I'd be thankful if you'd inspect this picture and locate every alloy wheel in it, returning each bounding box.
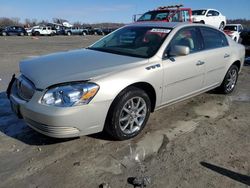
[225,68,237,93]
[119,97,147,134]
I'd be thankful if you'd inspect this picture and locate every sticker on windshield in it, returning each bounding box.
[150,28,171,33]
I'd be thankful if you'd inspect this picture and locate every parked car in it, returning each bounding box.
[64,27,89,36]
[223,24,243,42]
[55,26,67,35]
[25,26,40,36]
[87,28,104,35]
[7,22,245,140]
[135,4,192,22]
[0,26,27,36]
[102,28,118,35]
[192,9,226,29]
[32,26,56,36]
[241,29,250,56]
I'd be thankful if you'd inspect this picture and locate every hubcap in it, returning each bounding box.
[226,69,237,92]
[119,97,147,134]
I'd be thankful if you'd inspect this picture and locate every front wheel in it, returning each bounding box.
[105,87,151,140]
[2,32,7,36]
[218,65,239,94]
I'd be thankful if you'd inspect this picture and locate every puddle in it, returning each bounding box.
[194,98,230,119]
[230,93,250,102]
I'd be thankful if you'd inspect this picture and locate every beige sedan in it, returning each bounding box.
[8,22,245,140]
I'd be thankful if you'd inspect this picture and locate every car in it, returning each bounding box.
[32,26,56,36]
[25,26,40,36]
[135,4,192,22]
[87,28,105,35]
[0,26,27,36]
[102,28,118,35]
[7,22,245,140]
[192,9,226,29]
[64,27,89,36]
[241,29,250,56]
[223,24,243,42]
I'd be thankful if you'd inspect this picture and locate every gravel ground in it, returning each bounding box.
[0,36,249,188]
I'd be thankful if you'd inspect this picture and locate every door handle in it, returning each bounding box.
[224,54,230,58]
[196,61,205,66]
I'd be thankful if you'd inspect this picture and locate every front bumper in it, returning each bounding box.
[8,78,111,138]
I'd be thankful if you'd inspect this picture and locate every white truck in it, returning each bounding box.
[192,9,226,29]
[32,26,56,36]
[223,24,243,43]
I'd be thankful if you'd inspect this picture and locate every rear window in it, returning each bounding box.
[200,27,228,49]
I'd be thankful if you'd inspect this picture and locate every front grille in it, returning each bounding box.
[16,76,35,101]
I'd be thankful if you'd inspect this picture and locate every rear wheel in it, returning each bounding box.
[67,32,71,36]
[2,32,7,36]
[218,65,239,94]
[20,32,24,36]
[105,87,151,140]
[82,31,87,36]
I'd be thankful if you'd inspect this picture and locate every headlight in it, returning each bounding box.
[41,82,99,107]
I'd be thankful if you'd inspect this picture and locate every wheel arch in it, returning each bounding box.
[106,81,157,117]
[232,60,241,70]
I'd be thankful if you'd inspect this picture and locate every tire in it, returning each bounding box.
[67,32,71,36]
[20,32,24,36]
[82,31,86,36]
[219,22,225,30]
[34,31,40,36]
[2,32,7,36]
[218,65,239,94]
[104,87,151,140]
[200,20,205,24]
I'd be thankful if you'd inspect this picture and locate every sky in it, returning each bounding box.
[0,0,249,23]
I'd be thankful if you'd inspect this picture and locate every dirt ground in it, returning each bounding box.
[0,36,249,188]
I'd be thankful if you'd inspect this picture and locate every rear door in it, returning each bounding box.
[162,27,205,103]
[199,27,230,88]
[206,10,216,26]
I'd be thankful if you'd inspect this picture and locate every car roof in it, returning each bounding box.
[128,21,190,29]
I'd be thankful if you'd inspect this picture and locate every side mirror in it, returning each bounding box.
[169,45,190,56]
[207,13,212,17]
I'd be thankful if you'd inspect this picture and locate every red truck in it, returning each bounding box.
[134,5,192,23]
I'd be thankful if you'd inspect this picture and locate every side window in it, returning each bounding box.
[167,27,203,54]
[42,27,46,30]
[207,10,213,16]
[213,11,219,16]
[200,27,228,49]
[181,10,190,22]
[155,13,168,21]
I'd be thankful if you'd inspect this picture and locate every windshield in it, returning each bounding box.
[138,11,171,21]
[224,26,237,31]
[89,26,171,58]
[192,10,207,15]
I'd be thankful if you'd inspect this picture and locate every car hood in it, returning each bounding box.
[20,49,147,89]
